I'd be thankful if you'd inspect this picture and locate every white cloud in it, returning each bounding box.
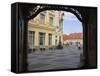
[63,12,78,21]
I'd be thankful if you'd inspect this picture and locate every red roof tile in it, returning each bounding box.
[63,33,83,40]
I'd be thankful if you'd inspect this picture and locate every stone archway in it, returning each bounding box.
[17,3,97,72]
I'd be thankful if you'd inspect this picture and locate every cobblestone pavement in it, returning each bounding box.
[27,45,83,71]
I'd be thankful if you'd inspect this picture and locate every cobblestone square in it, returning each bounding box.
[28,45,83,71]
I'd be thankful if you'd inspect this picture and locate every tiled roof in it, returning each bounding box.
[63,33,83,40]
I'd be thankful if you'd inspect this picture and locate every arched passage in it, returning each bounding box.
[18,3,85,72]
[12,3,97,72]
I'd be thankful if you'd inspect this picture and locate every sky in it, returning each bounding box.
[62,12,83,35]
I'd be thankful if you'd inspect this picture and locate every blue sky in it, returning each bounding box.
[62,12,83,34]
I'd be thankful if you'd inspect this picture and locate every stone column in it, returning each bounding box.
[34,31,39,46]
[52,34,55,46]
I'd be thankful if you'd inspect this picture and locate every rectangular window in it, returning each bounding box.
[39,32,45,45]
[55,39,57,45]
[55,35,57,45]
[28,31,35,48]
[48,34,52,45]
[40,13,45,24]
[49,17,53,26]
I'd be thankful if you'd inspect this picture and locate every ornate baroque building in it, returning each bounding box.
[28,10,64,52]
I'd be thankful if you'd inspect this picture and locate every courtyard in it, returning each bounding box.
[27,45,84,71]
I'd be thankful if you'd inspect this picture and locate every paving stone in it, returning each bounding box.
[27,45,84,71]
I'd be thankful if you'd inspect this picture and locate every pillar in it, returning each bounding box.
[34,31,39,46]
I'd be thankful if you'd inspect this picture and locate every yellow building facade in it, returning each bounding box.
[28,10,63,51]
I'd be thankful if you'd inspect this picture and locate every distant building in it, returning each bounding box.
[28,10,64,52]
[63,33,83,46]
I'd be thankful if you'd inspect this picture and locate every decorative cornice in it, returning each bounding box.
[28,22,56,31]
